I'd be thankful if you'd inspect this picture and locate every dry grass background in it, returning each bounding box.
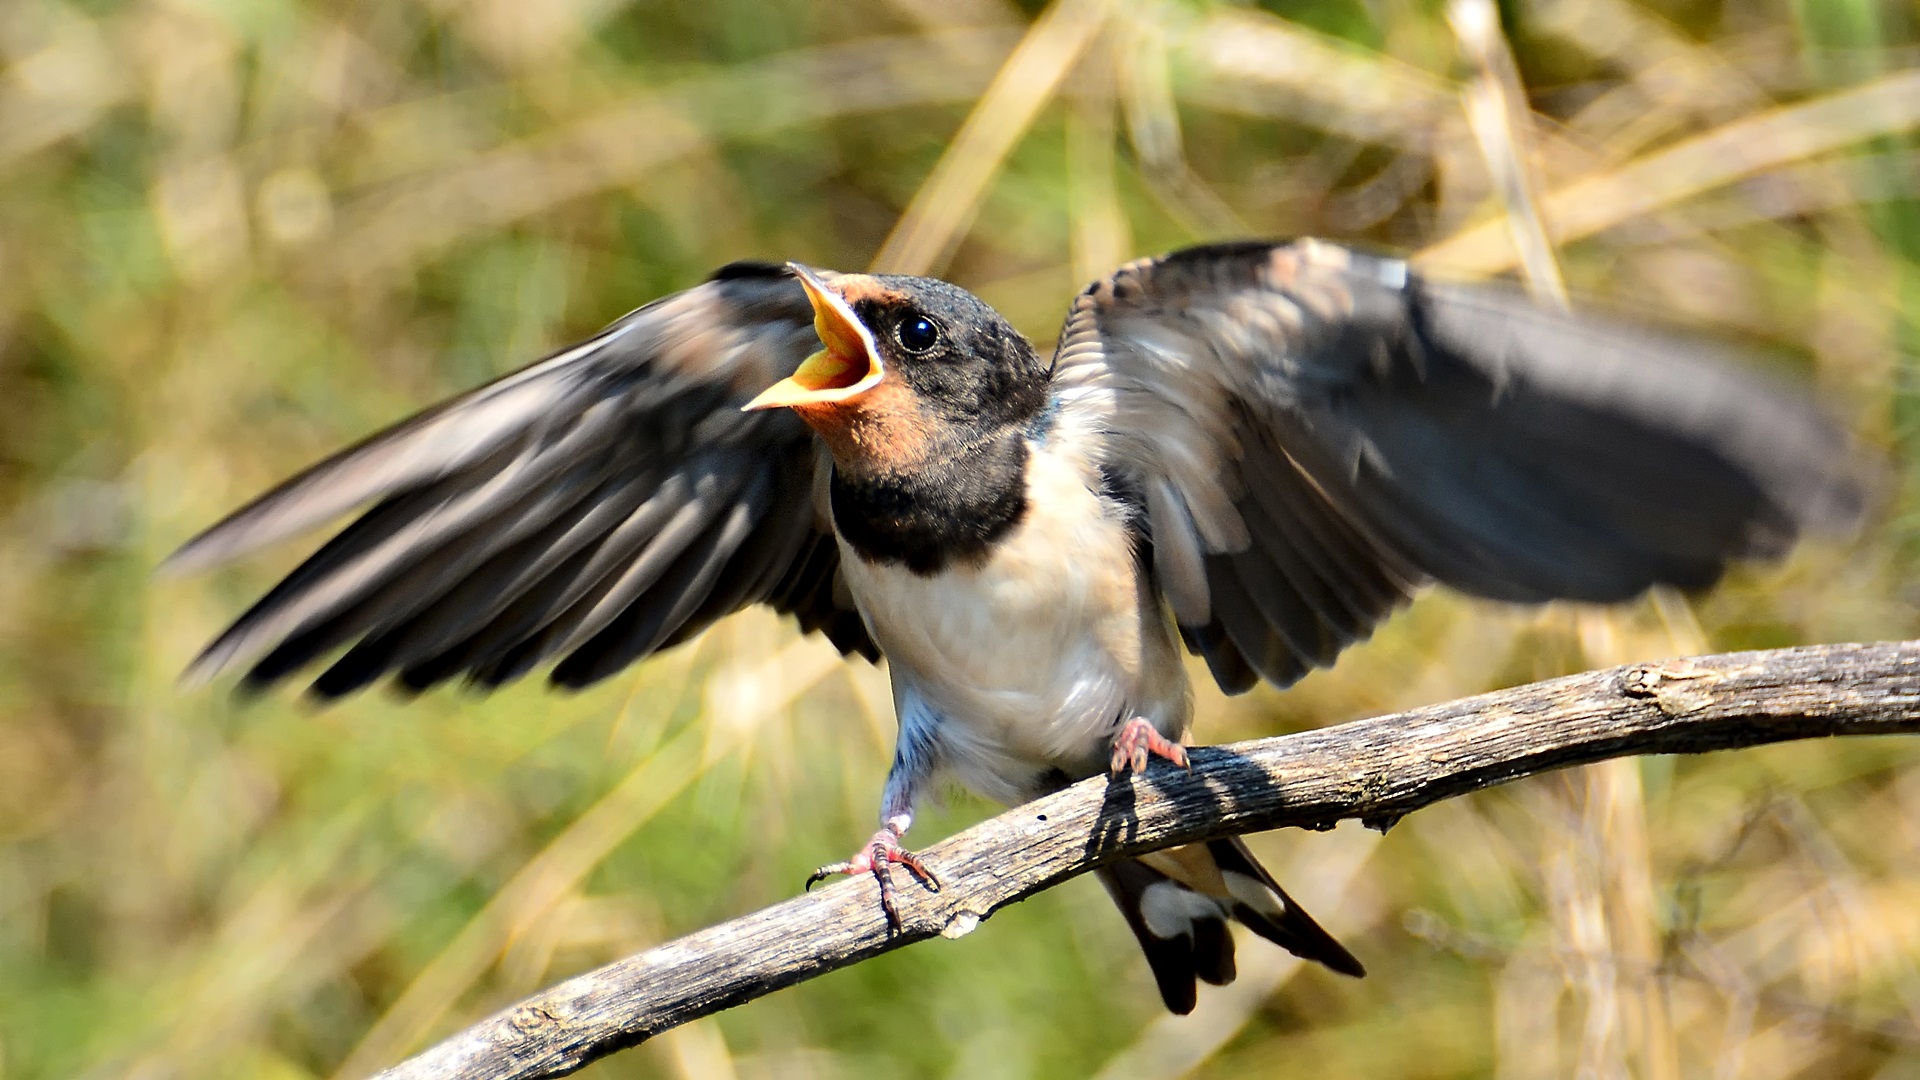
[2,0,1919,1076]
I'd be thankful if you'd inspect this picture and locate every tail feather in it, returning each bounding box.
[1206,837,1365,978]
[1097,859,1234,1014]
[1098,837,1362,1014]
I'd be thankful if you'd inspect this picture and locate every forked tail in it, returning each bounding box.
[1096,836,1363,1014]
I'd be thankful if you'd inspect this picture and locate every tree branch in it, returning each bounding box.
[373,640,1920,1080]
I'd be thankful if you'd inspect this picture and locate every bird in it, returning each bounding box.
[165,238,1871,1015]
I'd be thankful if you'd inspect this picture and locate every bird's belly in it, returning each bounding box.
[837,453,1187,803]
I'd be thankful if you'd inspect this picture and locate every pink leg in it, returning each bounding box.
[805,825,940,930]
[1110,716,1190,775]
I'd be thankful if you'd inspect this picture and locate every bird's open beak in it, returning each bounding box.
[742,265,886,411]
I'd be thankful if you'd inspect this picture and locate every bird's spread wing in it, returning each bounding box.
[1053,239,1872,693]
[168,262,878,698]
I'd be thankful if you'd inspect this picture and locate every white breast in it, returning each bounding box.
[836,438,1190,805]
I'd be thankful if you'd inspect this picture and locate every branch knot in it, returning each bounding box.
[1618,660,1720,715]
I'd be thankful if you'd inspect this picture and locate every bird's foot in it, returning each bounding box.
[805,828,940,930]
[1109,716,1190,775]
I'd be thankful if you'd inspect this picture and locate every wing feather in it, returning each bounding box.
[1059,239,1873,693]
[173,264,878,698]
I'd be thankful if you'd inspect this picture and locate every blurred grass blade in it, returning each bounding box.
[1114,11,1245,240]
[1172,6,1455,150]
[334,638,843,1078]
[319,29,1022,284]
[1448,0,1567,308]
[1536,0,1770,155]
[1418,68,1920,275]
[1065,38,1128,288]
[0,15,132,172]
[869,0,1110,276]
[1790,0,1920,564]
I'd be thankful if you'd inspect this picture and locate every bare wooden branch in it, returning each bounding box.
[373,640,1920,1080]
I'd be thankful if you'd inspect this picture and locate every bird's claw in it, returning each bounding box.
[805,828,940,931]
[1109,716,1190,775]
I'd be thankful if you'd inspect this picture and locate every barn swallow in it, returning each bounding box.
[167,239,1870,1014]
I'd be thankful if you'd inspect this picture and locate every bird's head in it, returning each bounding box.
[744,266,1047,474]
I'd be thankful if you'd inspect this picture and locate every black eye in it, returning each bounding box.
[896,315,940,354]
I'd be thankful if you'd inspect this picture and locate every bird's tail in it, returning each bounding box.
[1096,837,1364,1014]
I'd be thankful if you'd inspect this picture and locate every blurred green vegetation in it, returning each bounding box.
[3,0,1919,1077]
